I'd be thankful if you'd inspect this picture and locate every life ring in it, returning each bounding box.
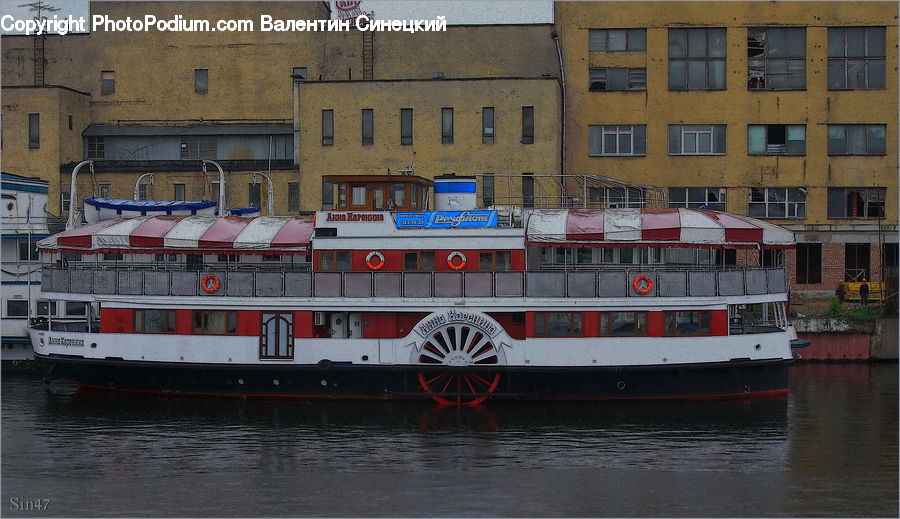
[447,251,467,271]
[365,251,385,271]
[201,274,221,294]
[632,274,653,295]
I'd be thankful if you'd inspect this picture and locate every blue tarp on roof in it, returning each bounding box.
[85,197,217,212]
[228,206,261,216]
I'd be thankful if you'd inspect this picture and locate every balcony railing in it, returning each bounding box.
[42,267,787,299]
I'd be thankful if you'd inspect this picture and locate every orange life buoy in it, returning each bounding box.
[447,251,467,270]
[201,274,221,294]
[632,274,653,295]
[365,251,385,271]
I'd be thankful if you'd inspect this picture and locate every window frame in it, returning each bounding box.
[6,300,29,318]
[588,125,647,157]
[534,312,584,337]
[589,28,647,52]
[668,125,727,155]
[668,28,727,91]
[795,242,822,284]
[748,187,807,219]
[747,27,807,91]
[322,109,334,146]
[318,251,352,271]
[589,67,647,91]
[191,310,237,335]
[134,309,177,334]
[667,187,726,211]
[663,311,712,336]
[827,26,886,90]
[827,124,886,156]
[86,136,105,159]
[827,187,886,219]
[599,311,648,336]
[748,124,806,155]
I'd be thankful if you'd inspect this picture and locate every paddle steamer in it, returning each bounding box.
[29,176,801,404]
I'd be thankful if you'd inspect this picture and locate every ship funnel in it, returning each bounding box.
[434,174,477,211]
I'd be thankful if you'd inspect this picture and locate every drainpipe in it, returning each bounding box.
[65,160,93,230]
[202,160,226,216]
[552,31,566,205]
[133,173,154,200]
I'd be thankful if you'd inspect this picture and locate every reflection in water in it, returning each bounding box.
[1,365,896,517]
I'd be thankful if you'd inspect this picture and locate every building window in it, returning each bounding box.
[482,173,495,207]
[747,27,806,90]
[60,192,70,213]
[883,243,899,268]
[668,187,726,211]
[28,114,39,149]
[600,312,647,336]
[668,28,727,90]
[98,184,110,198]
[17,241,38,261]
[522,173,534,208]
[668,125,726,155]
[827,124,886,155]
[845,243,871,281]
[478,251,511,271]
[664,311,711,336]
[292,67,308,83]
[173,183,185,200]
[535,312,583,337]
[589,186,646,208]
[180,135,217,159]
[86,136,105,159]
[322,109,334,146]
[589,125,647,156]
[68,115,73,130]
[319,251,351,271]
[748,125,805,155]
[482,107,494,144]
[749,187,807,218]
[249,182,261,207]
[441,107,453,144]
[521,106,534,144]
[828,27,885,90]
[589,28,646,52]
[101,70,115,94]
[404,251,435,271]
[137,184,149,201]
[361,108,374,145]
[6,300,28,317]
[192,310,237,335]
[288,182,300,212]
[589,68,647,91]
[134,309,176,333]
[796,243,822,284]
[400,108,413,145]
[194,69,208,92]
[827,187,885,219]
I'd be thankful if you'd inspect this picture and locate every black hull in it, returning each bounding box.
[37,354,792,403]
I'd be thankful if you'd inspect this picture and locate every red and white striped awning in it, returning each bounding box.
[38,216,314,255]
[526,209,794,249]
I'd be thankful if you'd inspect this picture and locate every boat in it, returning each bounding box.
[28,176,801,404]
[83,197,218,224]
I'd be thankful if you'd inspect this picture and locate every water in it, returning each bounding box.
[2,364,897,517]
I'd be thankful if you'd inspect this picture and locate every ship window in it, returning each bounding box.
[479,251,512,271]
[37,301,57,316]
[192,310,237,335]
[373,186,385,209]
[351,185,367,206]
[18,241,39,261]
[404,251,434,271]
[134,309,176,333]
[217,254,240,264]
[391,184,407,208]
[6,300,28,317]
[260,313,294,359]
[534,312,583,337]
[600,312,647,336]
[664,311,711,336]
[319,251,351,271]
[103,252,124,261]
[155,254,178,262]
[65,302,87,316]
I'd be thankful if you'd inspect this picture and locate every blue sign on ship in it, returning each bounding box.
[396,210,498,229]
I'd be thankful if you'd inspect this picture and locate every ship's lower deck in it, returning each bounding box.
[39,354,791,405]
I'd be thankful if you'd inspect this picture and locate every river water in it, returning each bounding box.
[2,363,896,517]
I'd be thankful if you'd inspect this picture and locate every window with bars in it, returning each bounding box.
[589,68,647,91]
[668,125,726,155]
[827,124,886,155]
[748,187,807,218]
[828,27,886,90]
[288,182,300,212]
[827,187,886,219]
[588,125,647,156]
[668,28,726,90]
[668,187,726,211]
[748,125,806,155]
[180,136,216,159]
[588,29,646,52]
[747,27,806,90]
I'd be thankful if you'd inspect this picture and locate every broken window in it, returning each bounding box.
[748,187,806,218]
[828,27,885,90]
[748,27,806,90]
[748,124,805,155]
[827,187,885,218]
[589,68,646,91]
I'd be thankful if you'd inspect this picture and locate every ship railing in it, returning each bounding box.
[29,318,97,333]
[41,267,788,299]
